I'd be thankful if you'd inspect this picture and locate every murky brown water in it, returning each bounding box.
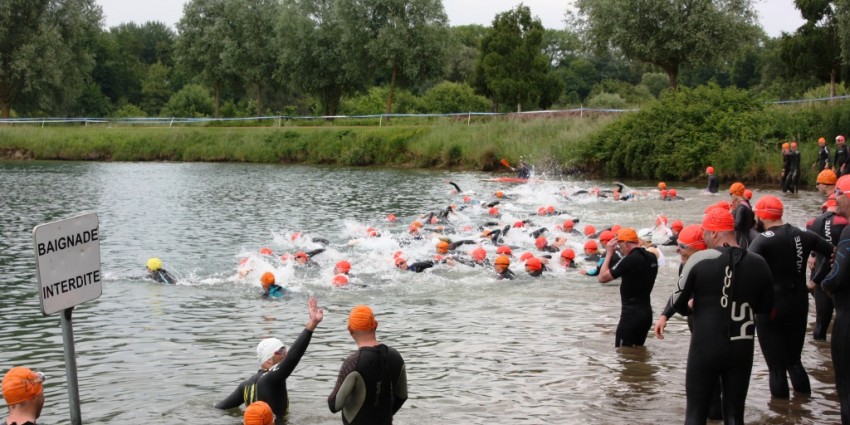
[0,161,838,424]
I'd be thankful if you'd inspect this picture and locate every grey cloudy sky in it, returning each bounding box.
[97,0,805,38]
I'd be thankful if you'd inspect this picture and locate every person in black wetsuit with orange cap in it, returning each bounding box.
[667,207,773,424]
[215,297,323,420]
[598,227,658,347]
[729,182,756,249]
[328,305,407,425]
[807,193,846,340]
[748,195,833,399]
[821,174,850,424]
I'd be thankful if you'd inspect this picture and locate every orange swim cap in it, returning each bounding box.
[703,207,735,232]
[729,182,746,197]
[537,206,547,216]
[259,247,273,256]
[495,191,504,198]
[678,224,707,250]
[670,220,684,232]
[348,305,377,331]
[496,245,512,255]
[669,189,677,197]
[658,182,667,190]
[513,221,525,228]
[782,142,790,150]
[819,137,826,146]
[560,248,576,260]
[2,367,44,406]
[583,240,598,251]
[260,272,275,289]
[818,169,838,185]
[754,195,783,221]
[535,236,548,249]
[332,274,350,287]
[598,230,615,244]
[495,255,511,266]
[525,257,543,271]
[617,227,639,243]
[706,166,714,174]
[335,260,351,274]
[244,401,274,425]
[584,225,596,236]
[471,247,487,262]
[563,220,575,230]
[436,240,450,253]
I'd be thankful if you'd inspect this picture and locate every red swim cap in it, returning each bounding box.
[496,245,512,255]
[560,248,576,260]
[259,247,273,256]
[471,247,486,262]
[535,236,548,249]
[584,225,596,236]
[520,252,534,261]
[332,274,349,287]
[563,220,574,230]
[599,230,615,244]
[584,240,598,251]
[525,257,543,271]
[703,207,735,232]
[514,221,525,228]
[706,166,714,174]
[678,224,707,250]
[669,189,677,197]
[670,220,684,232]
[754,196,783,221]
[488,207,499,216]
[335,260,351,274]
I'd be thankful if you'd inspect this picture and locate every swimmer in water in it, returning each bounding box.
[525,256,546,277]
[260,272,285,299]
[494,255,516,280]
[146,257,176,284]
[705,166,719,193]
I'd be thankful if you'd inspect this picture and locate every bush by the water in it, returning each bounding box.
[578,83,850,185]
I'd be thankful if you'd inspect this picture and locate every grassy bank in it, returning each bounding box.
[2,87,848,187]
[0,116,616,172]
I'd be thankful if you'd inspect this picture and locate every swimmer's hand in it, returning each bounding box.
[306,297,323,331]
[653,316,668,339]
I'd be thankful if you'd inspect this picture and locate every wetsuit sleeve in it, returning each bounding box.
[327,352,361,414]
[394,362,408,413]
[215,380,247,410]
[670,250,718,315]
[586,257,604,276]
[609,251,635,280]
[661,298,675,319]
[265,329,314,382]
[823,227,850,293]
[448,240,475,250]
[449,181,462,193]
[409,261,435,273]
[306,248,326,258]
[807,231,835,284]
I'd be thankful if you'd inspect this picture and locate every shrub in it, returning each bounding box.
[162,84,214,118]
[586,92,627,109]
[421,82,492,113]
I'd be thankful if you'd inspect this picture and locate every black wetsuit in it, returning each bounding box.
[819,145,831,171]
[733,201,756,250]
[822,226,850,425]
[406,261,435,273]
[216,329,314,418]
[497,269,516,280]
[782,151,801,193]
[749,224,834,398]
[328,344,407,425]
[669,247,773,425]
[516,164,531,179]
[836,144,850,176]
[610,247,658,347]
[807,212,847,340]
[585,251,622,277]
[148,269,176,284]
[707,175,719,193]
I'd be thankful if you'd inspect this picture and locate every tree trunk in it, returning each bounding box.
[256,83,263,116]
[665,66,679,91]
[385,62,398,121]
[214,80,221,119]
[516,100,521,113]
[0,101,9,119]
[830,68,837,98]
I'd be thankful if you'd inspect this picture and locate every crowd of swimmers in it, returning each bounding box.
[12,147,850,424]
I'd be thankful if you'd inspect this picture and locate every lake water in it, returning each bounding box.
[0,161,839,424]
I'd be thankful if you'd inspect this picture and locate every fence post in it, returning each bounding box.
[170,117,174,128]
[580,105,583,119]
[467,112,471,126]
[379,115,383,127]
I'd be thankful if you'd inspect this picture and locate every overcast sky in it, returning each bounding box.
[96,0,805,38]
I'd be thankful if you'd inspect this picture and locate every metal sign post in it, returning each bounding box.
[33,212,102,425]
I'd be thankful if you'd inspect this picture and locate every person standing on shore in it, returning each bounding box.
[328,305,408,425]
[817,137,830,171]
[835,135,849,176]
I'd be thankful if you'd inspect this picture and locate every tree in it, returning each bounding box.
[227,0,280,115]
[0,0,103,117]
[140,62,172,115]
[780,0,842,97]
[475,5,553,112]
[176,0,238,118]
[574,0,759,90]
[445,25,488,84]
[337,0,450,115]
[278,0,360,116]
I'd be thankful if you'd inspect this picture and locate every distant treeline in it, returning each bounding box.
[1,0,848,122]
